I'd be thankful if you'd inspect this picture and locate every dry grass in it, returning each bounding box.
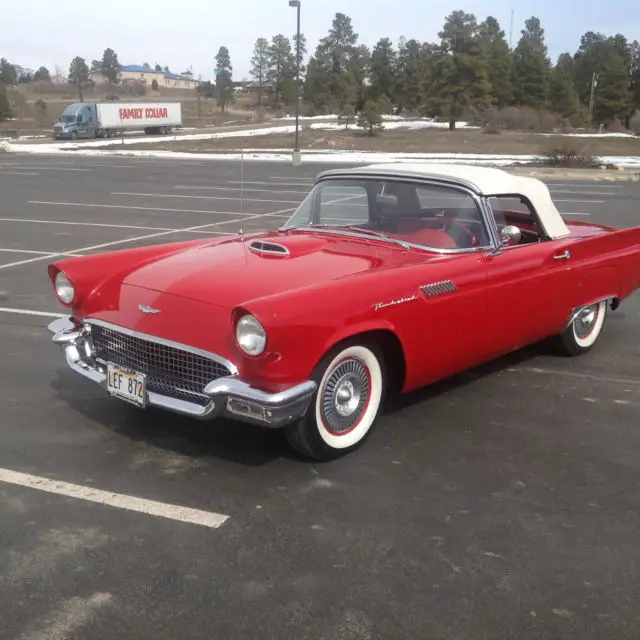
[99,126,640,158]
[0,81,269,135]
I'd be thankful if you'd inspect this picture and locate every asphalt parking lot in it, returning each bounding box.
[1,153,639,640]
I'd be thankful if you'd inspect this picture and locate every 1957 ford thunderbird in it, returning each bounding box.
[47,163,640,460]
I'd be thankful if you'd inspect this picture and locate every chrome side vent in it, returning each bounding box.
[248,240,290,256]
[421,280,458,298]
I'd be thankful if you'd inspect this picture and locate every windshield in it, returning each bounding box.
[281,177,492,251]
[60,114,76,123]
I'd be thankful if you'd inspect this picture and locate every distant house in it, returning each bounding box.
[90,65,200,89]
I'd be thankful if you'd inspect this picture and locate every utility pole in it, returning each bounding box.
[289,0,302,166]
[588,72,598,131]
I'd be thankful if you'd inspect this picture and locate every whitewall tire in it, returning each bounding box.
[285,341,386,461]
[552,300,608,356]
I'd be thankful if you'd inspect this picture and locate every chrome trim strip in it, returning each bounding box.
[48,316,316,428]
[204,377,317,407]
[84,317,239,376]
[282,227,492,255]
[248,239,290,256]
[421,280,458,298]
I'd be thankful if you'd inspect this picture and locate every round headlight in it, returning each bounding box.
[55,271,75,304]
[235,314,267,356]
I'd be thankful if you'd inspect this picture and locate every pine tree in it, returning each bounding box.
[303,13,361,113]
[549,53,582,124]
[512,17,552,110]
[268,35,297,107]
[477,17,513,108]
[427,11,492,129]
[249,38,272,105]
[368,37,396,103]
[574,33,633,126]
[214,47,234,112]
[394,38,425,113]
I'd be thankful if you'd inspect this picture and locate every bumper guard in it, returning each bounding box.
[48,317,316,429]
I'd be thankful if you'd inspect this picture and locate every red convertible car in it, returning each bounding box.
[47,163,640,460]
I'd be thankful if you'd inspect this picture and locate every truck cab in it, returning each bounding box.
[52,103,98,140]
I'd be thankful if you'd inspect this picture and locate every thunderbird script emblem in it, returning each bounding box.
[138,305,161,314]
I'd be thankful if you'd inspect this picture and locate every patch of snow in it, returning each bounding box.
[3,140,639,168]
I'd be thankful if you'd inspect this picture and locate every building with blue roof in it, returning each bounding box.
[91,64,200,89]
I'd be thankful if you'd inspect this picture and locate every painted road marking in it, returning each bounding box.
[174,185,310,195]
[0,468,230,529]
[0,206,293,269]
[0,248,85,257]
[28,201,258,217]
[111,191,303,205]
[0,217,233,234]
[0,307,66,318]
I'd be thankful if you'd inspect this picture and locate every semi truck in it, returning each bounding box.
[52,101,182,140]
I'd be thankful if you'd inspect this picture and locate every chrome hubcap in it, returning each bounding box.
[574,304,598,339]
[321,358,369,433]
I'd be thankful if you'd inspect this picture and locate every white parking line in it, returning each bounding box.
[269,176,316,182]
[0,171,39,176]
[174,185,310,195]
[28,201,256,217]
[0,307,66,318]
[5,165,91,172]
[0,468,229,529]
[0,217,233,234]
[547,182,624,188]
[550,190,620,196]
[227,180,313,188]
[0,248,85,257]
[553,199,605,203]
[111,192,303,205]
[0,206,295,269]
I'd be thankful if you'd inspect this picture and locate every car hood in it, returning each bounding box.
[121,231,429,308]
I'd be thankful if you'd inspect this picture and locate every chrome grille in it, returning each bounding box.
[90,323,232,406]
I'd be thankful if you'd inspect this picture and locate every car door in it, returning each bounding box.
[481,197,578,356]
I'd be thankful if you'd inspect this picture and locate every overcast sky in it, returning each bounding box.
[4,0,639,80]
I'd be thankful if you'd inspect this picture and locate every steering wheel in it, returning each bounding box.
[423,217,479,248]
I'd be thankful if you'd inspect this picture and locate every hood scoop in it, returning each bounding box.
[247,239,290,257]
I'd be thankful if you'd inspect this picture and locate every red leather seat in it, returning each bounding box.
[393,219,457,249]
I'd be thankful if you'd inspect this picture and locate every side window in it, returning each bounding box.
[318,184,369,225]
[381,182,490,249]
[488,196,543,244]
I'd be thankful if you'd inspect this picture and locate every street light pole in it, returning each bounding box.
[289,0,301,165]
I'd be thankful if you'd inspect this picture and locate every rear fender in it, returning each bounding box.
[569,226,640,304]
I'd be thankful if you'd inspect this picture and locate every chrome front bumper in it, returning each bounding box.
[48,317,316,428]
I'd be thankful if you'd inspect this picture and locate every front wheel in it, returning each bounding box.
[550,300,608,356]
[284,342,386,461]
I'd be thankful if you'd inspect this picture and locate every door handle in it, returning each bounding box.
[553,250,571,261]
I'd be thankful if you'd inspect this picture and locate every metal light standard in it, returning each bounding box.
[289,0,301,166]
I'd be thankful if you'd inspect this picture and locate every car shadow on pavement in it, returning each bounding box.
[48,375,295,467]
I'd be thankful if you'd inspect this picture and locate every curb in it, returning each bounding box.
[506,167,640,182]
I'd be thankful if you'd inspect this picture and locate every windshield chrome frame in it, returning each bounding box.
[279,174,500,255]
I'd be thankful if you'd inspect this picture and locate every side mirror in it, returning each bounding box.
[500,225,522,246]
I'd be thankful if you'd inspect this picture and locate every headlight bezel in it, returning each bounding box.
[54,270,75,305]
[235,313,267,357]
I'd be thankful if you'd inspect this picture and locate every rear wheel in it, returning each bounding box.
[284,341,386,461]
[550,300,608,356]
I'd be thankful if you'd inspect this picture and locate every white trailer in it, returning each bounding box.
[52,101,183,139]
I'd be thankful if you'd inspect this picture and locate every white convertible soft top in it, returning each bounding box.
[317,163,570,240]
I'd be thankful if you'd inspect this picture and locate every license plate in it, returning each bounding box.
[107,363,146,407]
